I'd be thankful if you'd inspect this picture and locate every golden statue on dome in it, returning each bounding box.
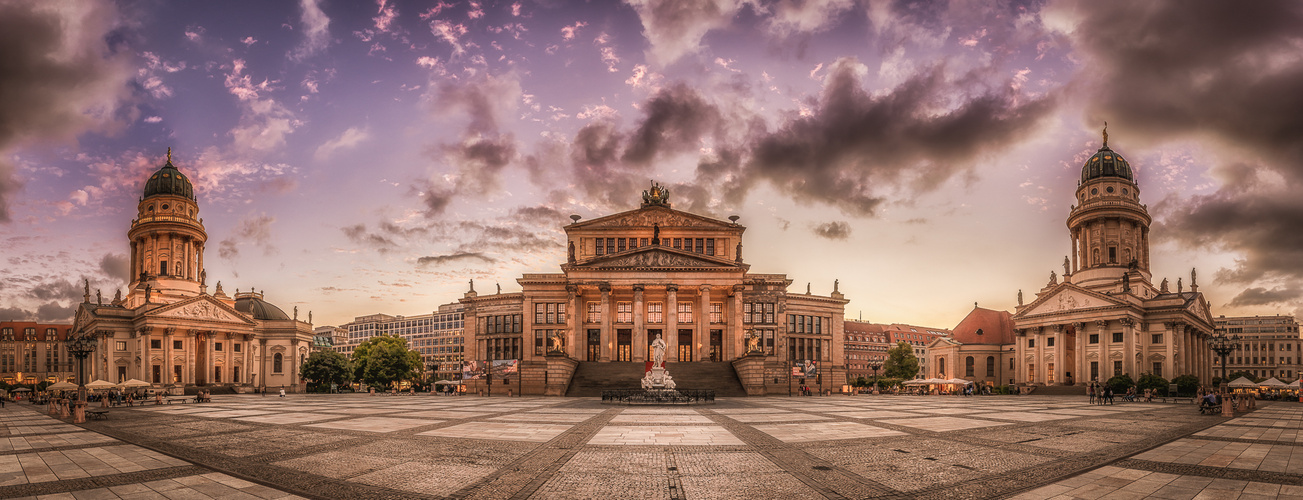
[641,181,670,207]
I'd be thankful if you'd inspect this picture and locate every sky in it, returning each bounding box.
[2,0,1302,331]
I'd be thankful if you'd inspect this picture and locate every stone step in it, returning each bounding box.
[565,361,748,397]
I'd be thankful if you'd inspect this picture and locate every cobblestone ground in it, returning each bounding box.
[0,404,303,499]
[10,394,1300,499]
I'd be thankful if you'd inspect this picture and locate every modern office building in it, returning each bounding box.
[1212,315,1301,380]
[339,302,465,382]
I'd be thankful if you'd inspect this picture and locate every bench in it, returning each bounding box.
[87,409,109,420]
[166,398,189,404]
[1200,404,1223,415]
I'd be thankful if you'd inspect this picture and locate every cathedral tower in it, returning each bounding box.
[1066,125,1152,291]
[126,149,208,305]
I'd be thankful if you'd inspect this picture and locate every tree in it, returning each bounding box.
[1136,373,1169,395]
[351,335,423,389]
[1105,374,1135,393]
[300,350,352,389]
[883,341,920,379]
[1172,374,1200,396]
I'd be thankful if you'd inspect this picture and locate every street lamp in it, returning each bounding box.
[869,362,882,393]
[1207,332,1240,389]
[66,333,97,423]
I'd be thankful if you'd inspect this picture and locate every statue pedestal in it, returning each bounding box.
[73,402,86,424]
[641,366,676,390]
[1222,400,1234,417]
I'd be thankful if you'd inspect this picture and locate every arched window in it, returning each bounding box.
[273,353,283,373]
[965,356,975,377]
[937,357,945,376]
[986,356,996,377]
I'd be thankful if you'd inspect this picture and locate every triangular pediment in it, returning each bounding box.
[571,205,735,230]
[1016,284,1125,318]
[1186,295,1214,325]
[575,246,741,270]
[147,295,254,325]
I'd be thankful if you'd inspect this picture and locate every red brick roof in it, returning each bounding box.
[949,307,1014,345]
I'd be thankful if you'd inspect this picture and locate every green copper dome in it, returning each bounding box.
[142,150,196,201]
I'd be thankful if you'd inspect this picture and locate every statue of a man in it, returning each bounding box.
[293,306,298,320]
[496,283,501,294]
[650,333,667,368]
[469,279,475,292]
[735,241,743,262]
[96,289,102,305]
[1017,289,1023,306]
[747,332,760,353]
[549,331,563,351]
[568,241,576,263]
[652,223,660,245]
[1049,271,1058,285]
[1063,256,1070,276]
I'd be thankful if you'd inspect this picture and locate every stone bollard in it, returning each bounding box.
[73,402,86,424]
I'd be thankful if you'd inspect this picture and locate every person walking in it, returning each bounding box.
[1087,383,1096,404]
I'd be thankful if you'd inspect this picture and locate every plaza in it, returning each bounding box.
[2,395,1302,499]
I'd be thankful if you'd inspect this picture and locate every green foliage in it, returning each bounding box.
[883,342,920,380]
[875,377,903,389]
[300,350,353,388]
[1105,374,1135,393]
[351,335,423,389]
[852,376,869,388]
[1172,374,1200,396]
[1136,373,1169,395]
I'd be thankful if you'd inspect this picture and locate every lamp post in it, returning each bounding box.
[869,362,882,394]
[66,333,97,423]
[1207,332,1239,417]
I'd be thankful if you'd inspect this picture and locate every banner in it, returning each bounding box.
[462,361,485,380]
[490,359,518,378]
[791,360,818,378]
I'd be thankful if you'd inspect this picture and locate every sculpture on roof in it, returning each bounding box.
[1049,271,1058,286]
[113,289,122,304]
[96,289,102,306]
[642,181,669,207]
[1017,289,1023,306]
[469,279,475,293]
[1177,277,1183,293]
[568,241,575,263]
[1122,272,1131,293]
[84,278,90,303]
[1160,278,1169,293]
[834,279,839,293]
[1063,256,1070,276]
[735,241,743,262]
[652,223,660,245]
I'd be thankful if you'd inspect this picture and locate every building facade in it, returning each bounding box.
[1212,315,1301,381]
[0,322,75,385]
[1011,130,1216,386]
[72,151,314,393]
[311,326,345,353]
[460,183,848,395]
[926,306,1016,386]
[843,320,890,382]
[339,302,465,382]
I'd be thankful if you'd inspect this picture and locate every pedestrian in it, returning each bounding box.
[1087,383,1095,404]
[279,386,285,398]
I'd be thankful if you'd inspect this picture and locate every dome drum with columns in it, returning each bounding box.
[73,150,313,394]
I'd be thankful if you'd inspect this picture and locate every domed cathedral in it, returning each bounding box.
[1011,126,1216,388]
[460,182,848,396]
[73,150,314,394]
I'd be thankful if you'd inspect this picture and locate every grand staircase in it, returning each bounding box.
[565,361,748,397]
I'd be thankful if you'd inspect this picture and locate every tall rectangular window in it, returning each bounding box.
[647,302,663,323]
[743,303,754,323]
[710,303,723,323]
[705,238,714,256]
[677,302,693,323]
[673,238,682,249]
[1113,360,1123,374]
[606,238,615,255]
[616,302,632,323]
[1151,334,1163,344]
[694,238,704,253]
[617,238,626,252]
[1112,332,1123,343]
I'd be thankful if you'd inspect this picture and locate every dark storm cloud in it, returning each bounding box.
[421,73,523,216]
[30,279,80,302]
[744,59,1056,216]
[1065,1,1303,302]
[99,253,130,283]
[0,307,27,321]
[36,302,75,322]
[1228,286,1303,308]
[811,221,851,240]
[416,252,496,267]
[510,206,567,225]
[0,1,132,222]
[622,84,721,165]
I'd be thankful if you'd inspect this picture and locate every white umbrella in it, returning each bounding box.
[433,380,461,385]
[944,378,973,385]
[119,379,152,388]
[48,381,78,390]
[1259,377,1286,388]
[902,379,929,386]
[84,380,116,390]
[1288,380,1300,389]
[11,387,31,392]
[1226,377,1257,388]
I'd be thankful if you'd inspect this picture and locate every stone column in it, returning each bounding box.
[1121,318,1135,378]
[1096,320,1109,379]
[566,285,579,359]
[140,328,150,383]
[698,285,711,362]
[599,283,612,362]
[632,285,646,362]
[290,340,300,390]
[1034,328,1044,383]
[666,285,679,362]
[1014,329,1024,384]
[730,285,744,360]
[259,339,268,390]
[1053,325,1065,384]
[225,333,233,384]
[244,335,253,385]
[197,242,204,281]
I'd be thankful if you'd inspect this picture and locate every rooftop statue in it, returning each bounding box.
[641,181,670,207]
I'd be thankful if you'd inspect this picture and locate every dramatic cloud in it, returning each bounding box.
[419,72,524,215]
[30,279,80,302]
[99,252,130,283]
[417,252,496,266]
[0,0,133,222]
[625,0,743,66]
[623,83,722,165]
[742,58,1056,215]
[762,0,855,36]
[811,220,851,240]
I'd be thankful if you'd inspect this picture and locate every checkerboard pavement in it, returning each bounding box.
[22,392,1303,499]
